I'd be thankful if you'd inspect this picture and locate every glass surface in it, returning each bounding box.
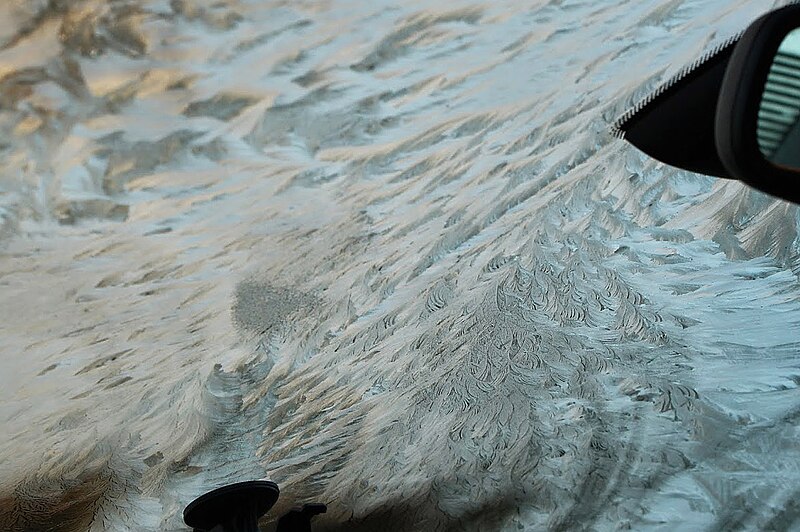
[6,3,800,531]
[758,28,800,166]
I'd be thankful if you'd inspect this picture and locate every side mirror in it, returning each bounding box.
[716,4,800,203]
[614,3,800,204]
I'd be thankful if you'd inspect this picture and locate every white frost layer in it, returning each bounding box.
[1,0,799,530]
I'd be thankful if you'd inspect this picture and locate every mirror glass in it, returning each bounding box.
[758,28,800,167]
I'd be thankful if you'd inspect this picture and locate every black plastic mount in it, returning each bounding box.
[183,480,280,531]
[276,503,328,532]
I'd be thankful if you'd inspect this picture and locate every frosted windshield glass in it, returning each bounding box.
[1,2,798,531]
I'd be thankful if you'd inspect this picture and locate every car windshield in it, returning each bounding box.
[1,1,797,530]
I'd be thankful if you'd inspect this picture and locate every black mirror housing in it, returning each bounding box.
[716,3,800,203]
[614,3,800,204]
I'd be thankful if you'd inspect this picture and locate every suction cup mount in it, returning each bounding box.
[183,481,327,531]
[183,480,280,531]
